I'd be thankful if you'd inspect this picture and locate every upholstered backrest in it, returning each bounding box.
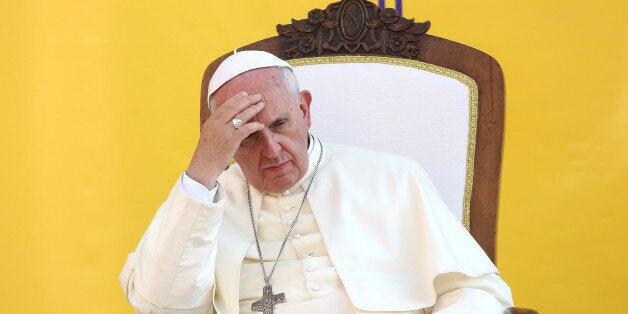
[291,58,477,227]
[200,0,504,261]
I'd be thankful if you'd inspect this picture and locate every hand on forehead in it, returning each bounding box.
[214,67,294,114]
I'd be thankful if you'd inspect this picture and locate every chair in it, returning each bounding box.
[200,1,537,313]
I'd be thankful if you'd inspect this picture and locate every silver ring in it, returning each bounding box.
[232,118,243,129]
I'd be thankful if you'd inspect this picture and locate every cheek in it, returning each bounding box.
[235,150,257,168]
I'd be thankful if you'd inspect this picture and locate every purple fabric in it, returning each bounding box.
[378,0,403,16]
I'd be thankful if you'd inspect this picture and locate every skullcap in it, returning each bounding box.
[207,50,291,98]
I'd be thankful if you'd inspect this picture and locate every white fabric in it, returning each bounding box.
[293,63,471,222]
[275,293,358,314]
[120,138,513,313]
[239,189,346,313]
[207,50,291,97]
[238,137,347,312]
[181,173,218,203]
[276,292,424,314]
[273,286,507,314]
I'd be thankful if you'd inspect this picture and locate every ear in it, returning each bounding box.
[298,90,312,128]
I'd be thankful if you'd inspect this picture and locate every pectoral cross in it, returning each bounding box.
[251,284,286,314]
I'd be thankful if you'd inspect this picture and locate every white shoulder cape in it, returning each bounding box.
[213,143,498,313]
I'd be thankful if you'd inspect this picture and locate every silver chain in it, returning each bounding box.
[246,138,324,285]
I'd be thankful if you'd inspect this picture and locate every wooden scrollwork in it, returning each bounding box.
[276,0,430,59]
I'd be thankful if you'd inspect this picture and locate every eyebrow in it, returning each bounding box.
[268,116,288,128]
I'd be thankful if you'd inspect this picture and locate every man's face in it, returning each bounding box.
[212,67,312,193]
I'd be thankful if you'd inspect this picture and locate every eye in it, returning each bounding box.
[271,118,288,130]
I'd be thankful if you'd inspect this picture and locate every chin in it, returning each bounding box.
[263,176,300,193]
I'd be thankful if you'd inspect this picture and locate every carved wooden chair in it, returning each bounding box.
[200,1,537,313]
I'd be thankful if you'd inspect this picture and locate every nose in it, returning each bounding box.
[259,130,281,158]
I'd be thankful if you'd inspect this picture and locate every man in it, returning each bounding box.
[120,51,514,313]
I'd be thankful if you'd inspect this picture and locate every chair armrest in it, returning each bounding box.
[503,307,539,314]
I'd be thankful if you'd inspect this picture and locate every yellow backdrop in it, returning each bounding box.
[1,0,626,313]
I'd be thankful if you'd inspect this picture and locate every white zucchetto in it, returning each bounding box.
[207,50,291,98]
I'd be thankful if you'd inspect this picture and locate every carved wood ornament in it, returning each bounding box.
[276,0,430,59]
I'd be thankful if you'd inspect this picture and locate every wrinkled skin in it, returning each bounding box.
[186,67,312,193]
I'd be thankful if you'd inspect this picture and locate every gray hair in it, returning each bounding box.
[208,66,299,113]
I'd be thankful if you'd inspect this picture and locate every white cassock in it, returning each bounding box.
[120,135,514,313]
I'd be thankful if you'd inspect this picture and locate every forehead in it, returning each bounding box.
[212,67,289,104]
[213,68,296,124]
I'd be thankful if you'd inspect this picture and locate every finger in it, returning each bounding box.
[214,92,248,113]
[209,92,247,120]
[232,122,264,142]
[233,101,264,124]
[226,94,263,121]
[213,92,261,120]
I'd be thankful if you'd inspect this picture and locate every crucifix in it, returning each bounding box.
[247,147,323,313]
[251,284,286,314]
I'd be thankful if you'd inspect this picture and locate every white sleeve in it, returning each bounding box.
[430,272,514,314]
[119,175,226,313]
[181,172,220,203]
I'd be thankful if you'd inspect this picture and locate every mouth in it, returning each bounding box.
[263,160,290,172]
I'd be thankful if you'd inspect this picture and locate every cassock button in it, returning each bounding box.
[306,266,316,272]
[282,190,290,196]
[283,205,293,212]
[284,220,292,227]
[311,286,321,291]
[293,234,302,239]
